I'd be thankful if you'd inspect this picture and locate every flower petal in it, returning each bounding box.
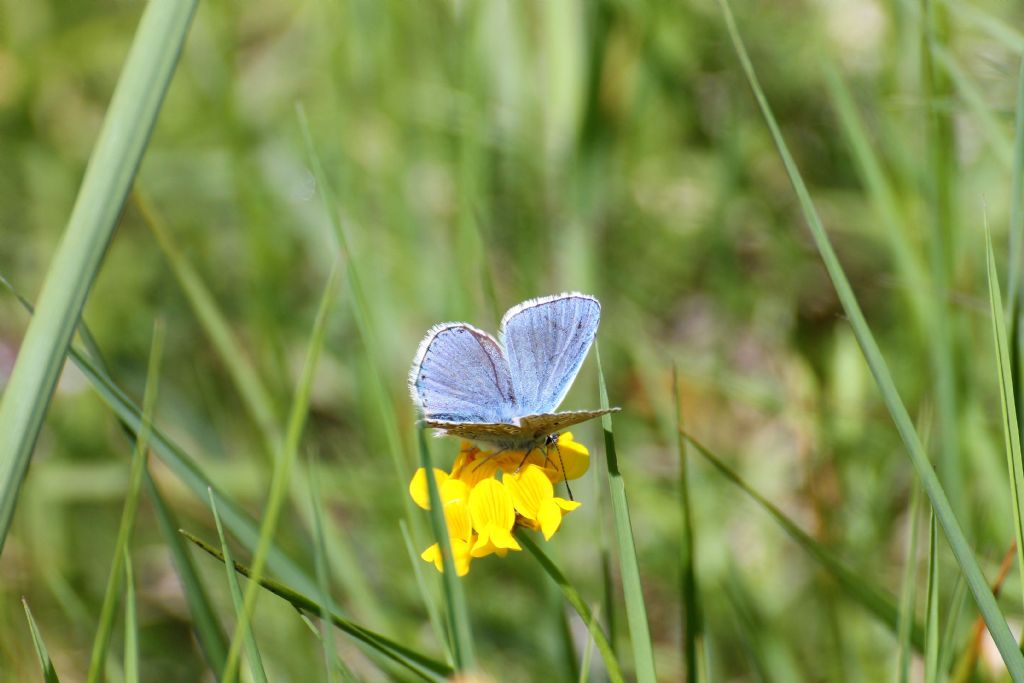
[468,478,516,532]
[409,468,449,510]
[505,464,554,520]
[538,500,564,540]
[552,432,590,481]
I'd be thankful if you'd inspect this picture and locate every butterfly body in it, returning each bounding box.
[409,293,618,450]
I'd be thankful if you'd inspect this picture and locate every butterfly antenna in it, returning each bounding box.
[552,441,573,501]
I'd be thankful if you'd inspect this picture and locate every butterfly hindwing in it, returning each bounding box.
[409,323,517,424]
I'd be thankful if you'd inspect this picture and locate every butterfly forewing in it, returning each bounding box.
[500,294,601,415]
[410,323,517,423]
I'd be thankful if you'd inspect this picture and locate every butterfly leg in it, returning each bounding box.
[471,448,507,473]
[514,447,537,473]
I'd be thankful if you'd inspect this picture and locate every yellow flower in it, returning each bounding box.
[505,464,581,540]
[468,478,521,557]
[409,434,589,575]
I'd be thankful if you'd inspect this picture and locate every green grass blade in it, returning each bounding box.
[181,531,452,682]
[0,271,232,673]
[0,0,197,555]
[578,603,601,683]
[924,512,939,683]
[209,490,268,683]
[415,428,476,672]
[222,263,339,683]
[123,549,139,683]
[1008,58,1024,314]
[399,519,451,665]
[22,599,61,683]
[596,345,657,682]
[137,193,385,628]
[674,367,702,682]
[86,322,164,683]
[896,483,923,683]
[145,472,228,673]
[986,227,1024,607]
[307,456,341,683]
[716,1,1024,673]
[518,532,624,683]
[686,433,923,649]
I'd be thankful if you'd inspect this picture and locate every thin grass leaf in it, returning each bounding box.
[223,263,339,683]
[674,367,702,682]
[716,1,1024,673]
[86,322,164,683]
[295,613,359,682]
[578,603,601,683]
[0,271,231,672]
[209,490,268,683]
[145,472,229,673]
[399,519,451,665]
[1008,58,1024,315]
[136,193,386,629]
[518,532,624,683]
[22,599,60,683]
[950,544,1016,683]
[307,456,341,683]
[896,483,923,683]
[940,0,1024,52]
[924,512,939,683]
[0,0,197,555]
[123,549,139,683]
[686,433,923,649]
[596,345,657,682]
[181,530,452,682]
[986,227,1024,608]
[415,428,476,672]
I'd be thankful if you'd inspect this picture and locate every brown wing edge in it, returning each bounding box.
[518,407,620,437]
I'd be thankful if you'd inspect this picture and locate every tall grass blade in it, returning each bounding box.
[123,549,139,683]
[399,519,451,664]
[949,544,1016,683]
[86,322,164,683]
[137,193,385,628]
[674,367,703,682]
[924,512,939,683]
[985,228,1024,607]
[0,0,197,555]
[209,490,268,683]
[307,456,341,683]
[181,530,453,682]
[716,1,1024,673]
[145,472,229,673]
[578,603,601,683]
[519,532,624,683]
[896,483,923,683]
[222,264,339,683]
[22,599,61,683]
[415,428,476,672]
[686,433,923,649]
[596,345,657,682]
[1008,58,1024,314]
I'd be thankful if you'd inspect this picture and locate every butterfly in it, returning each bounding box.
[409,292,619,451]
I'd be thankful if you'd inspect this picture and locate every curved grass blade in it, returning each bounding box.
[685,433,923,650]
[222,264,339,683]
[123,549,139,683]
[578,603,601,683]
[181,531,452,682]
[0,0,197,554]
[716,1,1024,673]
[415,428,476,672]
[985,228,1024,606]
[137,193,385,628]
[22,599,61,683]
[209,490,268,683]
[518,532,624,683]
[86,323,164,683]
[674,367,703,682]
[307,456,341,683]
[596,345,657,682]
[399,519,451,665]
[924,512,939,683]
[949,544,1016,683]
[896,483,923,683]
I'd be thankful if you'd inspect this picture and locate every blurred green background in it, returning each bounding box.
[4,0,1024,680]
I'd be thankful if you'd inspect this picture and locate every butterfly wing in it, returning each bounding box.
[419,419,526,442]
[518,408,620,438]
[500,293,602,415]
[409,323,517,423]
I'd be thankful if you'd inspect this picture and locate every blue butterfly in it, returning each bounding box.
[409,292,618,450]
